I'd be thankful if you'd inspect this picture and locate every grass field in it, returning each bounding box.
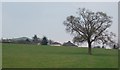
[2,43,118,68]
[0,43,2,69]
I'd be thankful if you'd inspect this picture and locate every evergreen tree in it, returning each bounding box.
[32,35,38,43]
[41,36,48,45]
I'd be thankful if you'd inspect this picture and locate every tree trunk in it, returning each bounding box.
[88,41,92,55]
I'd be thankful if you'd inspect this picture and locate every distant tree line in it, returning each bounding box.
[0,34,119,49]
[1,35,49,45]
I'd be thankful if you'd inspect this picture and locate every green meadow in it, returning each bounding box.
[2,43,118,68]
[0,43,2,69]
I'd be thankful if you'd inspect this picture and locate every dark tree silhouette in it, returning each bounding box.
[26,38,31,43]
[63,8,116,55]
[113,44,119,49]
[32,35,39,43]
[41,36,48,45]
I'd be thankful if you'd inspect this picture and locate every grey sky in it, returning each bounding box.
[2,2,118,43]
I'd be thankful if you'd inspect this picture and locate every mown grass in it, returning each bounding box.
[0,43,2,69]
[2,43,118,68]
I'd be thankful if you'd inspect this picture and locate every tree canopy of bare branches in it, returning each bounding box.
[63,8,116,55]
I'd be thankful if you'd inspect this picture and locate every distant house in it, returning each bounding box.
[50,42,61,46]
[105,47,112,49]
[93,46,101,48]
[37,43,41,45]
[62,41,77,47]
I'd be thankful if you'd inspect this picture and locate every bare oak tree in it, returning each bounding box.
[63,8,116,55]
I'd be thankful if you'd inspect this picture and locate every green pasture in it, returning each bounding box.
[2,43,118,68]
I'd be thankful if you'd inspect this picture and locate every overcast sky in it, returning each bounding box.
[2,2,118,43]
